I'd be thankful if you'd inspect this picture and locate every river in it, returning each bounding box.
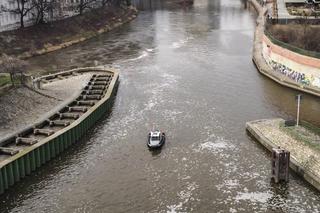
[1,0,320,212]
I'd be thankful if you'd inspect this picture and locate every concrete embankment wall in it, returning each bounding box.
[249,0,320,97]
[262,34,320,87]
[0,67,119,195]
[246,120,320,191]
[248,0,263,14]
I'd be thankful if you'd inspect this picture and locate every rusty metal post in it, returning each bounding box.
[271,148,290,183]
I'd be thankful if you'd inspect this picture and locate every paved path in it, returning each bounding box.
[277,0,297,18]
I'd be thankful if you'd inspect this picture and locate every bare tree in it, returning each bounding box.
[0,54,28,86]
[0,0,34,28]
[31,0,55,24]
[100,0,111,8]
[111,0,119,6]
[76,0,97,15]
[301,10,311,49]
[112,0,130,7]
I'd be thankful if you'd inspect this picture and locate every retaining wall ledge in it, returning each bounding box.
[0,66,119,195]
[246,119,320,191]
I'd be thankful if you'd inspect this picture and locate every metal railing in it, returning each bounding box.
[264,29,320,59]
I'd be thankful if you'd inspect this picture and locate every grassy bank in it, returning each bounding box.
[246,118,320,191]
[280,120,320,151]
[0,5,138,59]
[0,74,25,89]
[0,75,10,87]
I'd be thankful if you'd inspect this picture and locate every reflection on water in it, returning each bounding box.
[1,0,320,212]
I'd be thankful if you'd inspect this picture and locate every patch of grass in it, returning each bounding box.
[301,121,320,136]
[0,74,11,87]
[280,121,320,151]
[0,74,23,87]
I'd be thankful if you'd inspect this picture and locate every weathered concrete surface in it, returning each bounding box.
[0,67,119,195]
[262,34,320,80]
[249,0,320,97]
[0,74,92,139]
[277,0,296,18]
[246,118,320,191]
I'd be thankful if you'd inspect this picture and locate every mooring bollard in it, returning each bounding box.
[83,90,104,95]
[33,79,41,89]
[0,147,19,156]
[88,85,105,90]
[15,137,38,145]
[49,120,70,127]
[89,81,108,86]
[33,128,55,136]
[76,100,95,106]
[81,95,102,100]
[68,106,88,113]
[59,113,80,120]
[271,147,290,183]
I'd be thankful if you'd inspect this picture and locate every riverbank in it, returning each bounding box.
[246,118,320,191]
[0,67,119,195]
[0,6,138,59]
[249,0,320,97]
[248,0,320,191]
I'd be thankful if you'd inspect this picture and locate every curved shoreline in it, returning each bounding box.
[23,7,137,59]
[249,0,320,98]
[1,6,138,60]
[0,67,119,195]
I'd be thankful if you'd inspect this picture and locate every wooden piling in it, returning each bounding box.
[271,148,290,183]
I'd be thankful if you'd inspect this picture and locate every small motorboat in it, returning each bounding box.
[147,130,165,149]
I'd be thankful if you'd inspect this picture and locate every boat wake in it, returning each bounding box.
[128,50,149,61]
[127,48,155,61]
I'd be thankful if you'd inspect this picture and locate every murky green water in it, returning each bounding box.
[1,0,320,212]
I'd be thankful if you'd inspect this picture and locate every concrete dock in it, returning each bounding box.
[0,67,119,195]
[246,118,320,191]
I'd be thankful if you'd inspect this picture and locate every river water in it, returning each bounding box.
[1,0,320,212]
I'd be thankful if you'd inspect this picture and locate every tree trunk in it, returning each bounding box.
[20,14,24,28]
[19,73,24,85]
[39,11,44,24]
[79,0,84,15]
[10,73,15,87]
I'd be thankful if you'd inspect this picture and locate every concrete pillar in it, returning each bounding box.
[271,148,290,183]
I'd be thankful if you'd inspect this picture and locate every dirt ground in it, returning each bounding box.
[0,6,137,57]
